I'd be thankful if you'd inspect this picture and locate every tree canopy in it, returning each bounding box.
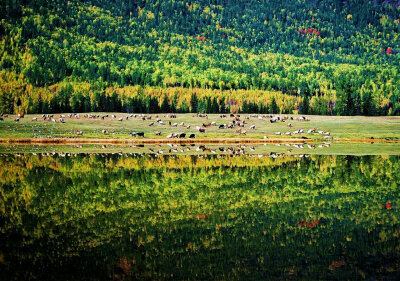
[1,0,400,115]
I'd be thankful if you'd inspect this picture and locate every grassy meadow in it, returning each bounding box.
[0,113,399,141]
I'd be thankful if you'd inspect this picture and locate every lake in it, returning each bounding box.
[0,152,399,280]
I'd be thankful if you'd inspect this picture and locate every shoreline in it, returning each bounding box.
[0,137,397,145]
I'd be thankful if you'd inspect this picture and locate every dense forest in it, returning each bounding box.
[0,0,400,115]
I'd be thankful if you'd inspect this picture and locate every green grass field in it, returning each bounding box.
[0,113,399,140]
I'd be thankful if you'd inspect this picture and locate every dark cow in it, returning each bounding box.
[130,132,145,137]
[179,133,186,138]
[189,134,196,138]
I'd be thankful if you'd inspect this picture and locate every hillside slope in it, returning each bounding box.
[0,0,399,115]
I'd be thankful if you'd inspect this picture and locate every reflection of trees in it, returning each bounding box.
[0,155,399,280]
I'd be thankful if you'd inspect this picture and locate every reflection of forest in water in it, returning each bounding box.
[0,154,399,280]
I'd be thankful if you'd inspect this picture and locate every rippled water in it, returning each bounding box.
[0,154,399,280]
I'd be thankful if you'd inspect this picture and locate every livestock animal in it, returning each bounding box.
[131,132,144,137]
[298,116,309,121]
[237,129,247,135]
[307,128,315,134]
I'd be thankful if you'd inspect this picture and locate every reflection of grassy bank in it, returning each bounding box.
[0,154,399,280]
[0,142,399,155]
[0,114,399,140]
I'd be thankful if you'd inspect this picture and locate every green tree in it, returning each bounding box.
[161,94,170,113]
[270,97,279,114]
[190,93,198,113]
[299,97,309,115]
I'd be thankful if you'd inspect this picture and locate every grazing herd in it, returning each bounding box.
[1,112,336,141]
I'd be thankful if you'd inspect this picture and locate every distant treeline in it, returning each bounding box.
[0,72,396,116]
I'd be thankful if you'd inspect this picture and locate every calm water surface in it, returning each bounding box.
[0,154,399,280]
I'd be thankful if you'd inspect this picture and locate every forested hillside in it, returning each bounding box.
[1,0,400,115]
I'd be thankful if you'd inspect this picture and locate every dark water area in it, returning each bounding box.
[0,154,399,280]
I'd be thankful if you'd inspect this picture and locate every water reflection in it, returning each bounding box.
[1,142,400,156]
[0,154,399,280]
